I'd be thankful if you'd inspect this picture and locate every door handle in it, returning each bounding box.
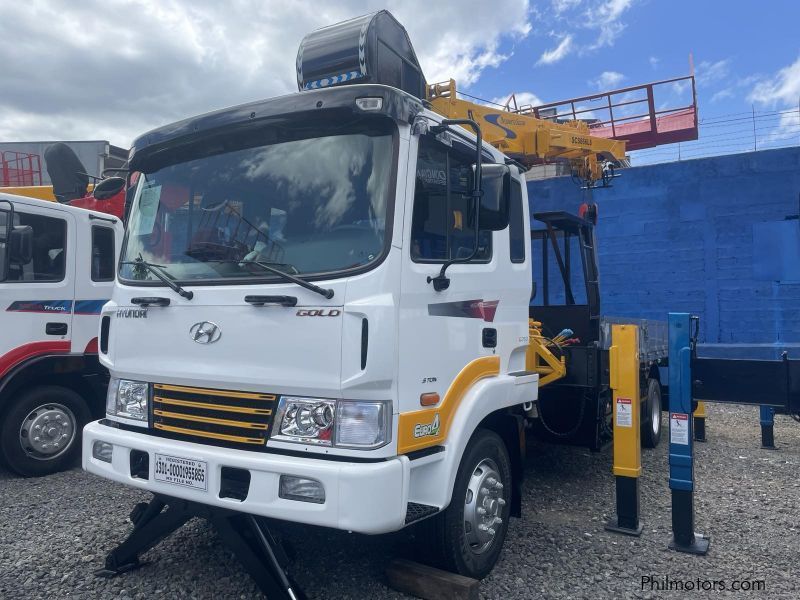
[46,322,69,336]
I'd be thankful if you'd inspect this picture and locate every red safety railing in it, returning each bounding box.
[1,151,43,186]
[521,75,698,152]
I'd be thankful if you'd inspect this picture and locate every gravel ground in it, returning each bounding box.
[1,404,798,599]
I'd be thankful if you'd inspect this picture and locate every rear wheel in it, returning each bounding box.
[0,385,90,477]
[641,378,662,449]
[419,429,512,579]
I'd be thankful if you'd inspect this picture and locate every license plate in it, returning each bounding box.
[153,453,208,491]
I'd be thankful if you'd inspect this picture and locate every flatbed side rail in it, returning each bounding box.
[601,316,668,363]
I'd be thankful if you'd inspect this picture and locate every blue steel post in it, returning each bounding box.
[760,406,776,449]
[667,313,710,554]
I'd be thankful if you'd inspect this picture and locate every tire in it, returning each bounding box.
[0,385,91,477]
[641,378,662,449]
[419,429,512,579]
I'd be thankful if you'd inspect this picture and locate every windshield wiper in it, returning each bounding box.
[237,260,334,299]
[121,254,194,300]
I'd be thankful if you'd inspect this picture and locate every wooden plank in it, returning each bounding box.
[385,559,479,600]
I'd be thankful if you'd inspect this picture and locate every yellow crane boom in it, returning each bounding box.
[427,79,626,185]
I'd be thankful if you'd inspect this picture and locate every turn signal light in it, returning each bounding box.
[420,393,440,407]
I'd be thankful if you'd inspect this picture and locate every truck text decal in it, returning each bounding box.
[6,300,73,313]
[413,413,441,438]
[296,309,341,317]
[6,299,110,315]
[116,308,148,319]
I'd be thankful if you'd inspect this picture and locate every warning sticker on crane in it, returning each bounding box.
[615,397,632,428]
[670,413,690,445]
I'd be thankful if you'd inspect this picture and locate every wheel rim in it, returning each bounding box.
[18,403,76,460]
[651,388,661,436]
[463,458,505,555]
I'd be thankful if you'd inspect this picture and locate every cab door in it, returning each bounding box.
[397,134,501,453]
[0,200,76,375]
[71,217,120,354]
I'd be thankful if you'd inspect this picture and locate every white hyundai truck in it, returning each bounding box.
[81,13,626,595]
[1,192,123,475]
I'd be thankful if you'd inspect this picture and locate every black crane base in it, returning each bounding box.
[693,417,706,442]
[761,425,776,449]
[96,494,305,600]
[604,476,643,536]
[669,533,710,555]
[604,517,644,537]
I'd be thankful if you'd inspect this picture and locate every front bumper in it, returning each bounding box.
[82,420,410,534]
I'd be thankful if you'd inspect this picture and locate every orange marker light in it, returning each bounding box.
[420,393,440,407]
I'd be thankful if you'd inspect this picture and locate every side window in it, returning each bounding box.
[411,136,491,262]
[5,212,67,283]
[91,226,115,282]
[509,180,526,263]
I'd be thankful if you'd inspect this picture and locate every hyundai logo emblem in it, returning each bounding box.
[189,321,222,344]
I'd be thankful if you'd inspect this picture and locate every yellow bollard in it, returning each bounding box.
[693,401,707,442]
[605,324,643,535]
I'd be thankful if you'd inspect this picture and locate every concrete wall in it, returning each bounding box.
[527,147,800,347]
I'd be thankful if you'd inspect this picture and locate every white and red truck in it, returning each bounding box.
[0,191,123,475]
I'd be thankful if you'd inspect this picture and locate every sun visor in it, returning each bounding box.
[297,10,427,100]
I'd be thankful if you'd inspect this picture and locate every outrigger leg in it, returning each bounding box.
[96,495,305,600]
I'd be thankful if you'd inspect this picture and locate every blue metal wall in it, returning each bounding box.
[527,147,800,347]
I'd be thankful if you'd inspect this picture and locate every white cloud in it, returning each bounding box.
[586,0,635,49]
[695,59,731,87]
[758,111,800,146]
[710,88,734,103]
[552,0,582,14]
[749,55,800,107]
[489,91,544,109]
[0,1,532,145]
[594,0,635,23]
[747,56,800,147]
[537,34,574,65]
[649,56,659,70]
[592,71,625,90]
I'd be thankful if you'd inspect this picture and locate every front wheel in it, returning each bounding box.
[419,429,512,579]
[0,385,90,477]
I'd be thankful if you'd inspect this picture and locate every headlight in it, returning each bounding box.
[273,397,390,449]
[106,377,149,424]
[276,397,336,445]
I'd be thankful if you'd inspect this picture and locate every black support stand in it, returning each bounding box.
[668,489,710,555]
[605,476,643,536]
[96,495,305,600]
[693,416,706,442]
[760,406,776,449]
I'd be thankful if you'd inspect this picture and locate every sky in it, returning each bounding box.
[1,0,799,166]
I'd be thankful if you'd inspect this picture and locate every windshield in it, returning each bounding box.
[120,118,395,283]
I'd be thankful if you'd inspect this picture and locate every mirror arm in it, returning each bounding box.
[427,118,483,292]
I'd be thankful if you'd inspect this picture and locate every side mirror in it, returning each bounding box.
[479,164,510,231]
[9,225,33,265]
[93,177,126,200]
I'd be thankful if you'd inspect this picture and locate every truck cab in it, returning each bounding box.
[0,193,123,475]
[82,77,538,577]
